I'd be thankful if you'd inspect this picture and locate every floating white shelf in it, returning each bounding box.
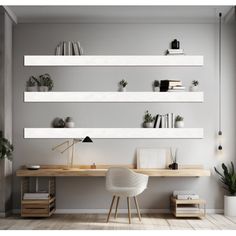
[24,92,204,103]
[24,128,204,139]
[24,55,204,67]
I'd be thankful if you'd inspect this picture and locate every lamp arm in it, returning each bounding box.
[52,140,69,151]
[61,139,82,154]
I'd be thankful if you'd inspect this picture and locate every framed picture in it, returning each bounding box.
[136,148,170,169]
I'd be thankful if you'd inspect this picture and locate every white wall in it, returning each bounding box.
[12,22,236,211]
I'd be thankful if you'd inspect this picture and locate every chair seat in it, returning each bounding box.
[107,186,146,197]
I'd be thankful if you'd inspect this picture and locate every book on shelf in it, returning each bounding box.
[23,193,50,200]
[154,113,175,128]
[72,42,80,55]
[167,49,185,55]
[55,41,83,55]
[169,80,182,87]
[177,194,200,200]
[173,190,196,197]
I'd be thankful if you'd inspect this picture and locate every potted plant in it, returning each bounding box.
[65,117,75,128]
[214,162,236,216]
[153,80,160,92]
[169,148,178,170]
[26,76,38,92]
[38,74,54,91]
[143,110,155,128]
[175,115,184,128]
[0,131,13,161]
[119,79,128,92]
[190,80,199,92]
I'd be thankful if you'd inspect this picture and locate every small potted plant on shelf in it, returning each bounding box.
[65,117,75,128]
[38,73,54,92]
[143,110,155,128]
[214,162,236,216]
[119,79,128,92]
[169,148,178,170]
[175,115,184,128]
[153,80,160,92]
[26,76,38,92]
[190,80,199,92]
[0,131,13,161]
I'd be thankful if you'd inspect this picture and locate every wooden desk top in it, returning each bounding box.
[16,165,211,177]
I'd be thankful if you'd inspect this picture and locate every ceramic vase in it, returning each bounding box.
[175,121,184,128]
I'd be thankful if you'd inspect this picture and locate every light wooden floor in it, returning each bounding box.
[1,214,236,230]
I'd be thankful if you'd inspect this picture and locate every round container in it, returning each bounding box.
[175,121,184,128]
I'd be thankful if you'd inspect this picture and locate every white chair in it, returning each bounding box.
[106,167,149,224]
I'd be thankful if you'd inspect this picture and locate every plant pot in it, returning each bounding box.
[144,122,153,128]
[27,86,38,92]
[190,85,199,92]
[39,86,49,92]
[65,122,75,128]
[120,87,127,92]
[224,195,236,216]
[175,121,184,128]
[153,87,160,92]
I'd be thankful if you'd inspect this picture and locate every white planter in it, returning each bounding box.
[27,86,38,92]
[153,87,160,92]
[65,122,75,128]
[224,195,236,216]
[39,86,49,92]
[190,85,199,92]
[175,121,184,128]
[144,122,153,128]
[120,87,127,92]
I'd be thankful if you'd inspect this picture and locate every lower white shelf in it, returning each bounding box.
[24,128,204,139]
[24,92,204,103]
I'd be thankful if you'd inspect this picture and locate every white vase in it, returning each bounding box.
[175,121,184,128]
[190,85,199,92]
[65,122,75,128]
[120,87,126,92]
[153,87,160,92]
[39,86,49,92]
[27,86,38,92]
[224,195,236,216]
[144,122,153,128]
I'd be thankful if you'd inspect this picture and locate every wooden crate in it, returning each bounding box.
[20,177,56,217]
[170,196,206,218]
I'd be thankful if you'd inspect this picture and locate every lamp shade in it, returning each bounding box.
[82,136,93,143]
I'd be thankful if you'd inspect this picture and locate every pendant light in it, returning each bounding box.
[218,12,223,151]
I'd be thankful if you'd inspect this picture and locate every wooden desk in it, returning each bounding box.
[16,165,211,177]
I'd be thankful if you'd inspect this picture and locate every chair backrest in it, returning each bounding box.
[106,167,148,189]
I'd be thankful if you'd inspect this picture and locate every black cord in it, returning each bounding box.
[219,12,222,136]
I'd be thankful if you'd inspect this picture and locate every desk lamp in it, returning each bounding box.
[52,136,93,168]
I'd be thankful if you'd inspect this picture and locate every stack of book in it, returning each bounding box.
[173,190,200,200]
[55,41,83,55]
[176,205,201,214]
[153,113,175,128]
[168,80,186,92]
[166,49,185,55]
[23,193,50,200]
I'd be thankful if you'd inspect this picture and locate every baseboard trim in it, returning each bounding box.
[12,208,224,214]
[0,210,12,218]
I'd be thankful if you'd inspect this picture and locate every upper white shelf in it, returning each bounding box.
[24,92,204,103]
[24,128,204,139]
[24,55,204,67]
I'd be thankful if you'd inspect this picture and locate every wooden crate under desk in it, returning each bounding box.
[170,196,206,218]
[21,197,56,217]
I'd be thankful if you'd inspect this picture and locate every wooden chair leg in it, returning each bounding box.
[134,196,142,221]
[106,195,116,223]
[127,197,131,224]
[114,196,120,218]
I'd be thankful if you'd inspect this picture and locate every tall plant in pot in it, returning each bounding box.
[38,74,54,91]
[215,162,236,216]
[143,110,155,128]
[0,131,13,161]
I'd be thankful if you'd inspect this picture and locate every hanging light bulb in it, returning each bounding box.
[218,13,223,151]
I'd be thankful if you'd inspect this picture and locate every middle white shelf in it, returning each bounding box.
[24,128,204,139]
[24,92,204,103]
